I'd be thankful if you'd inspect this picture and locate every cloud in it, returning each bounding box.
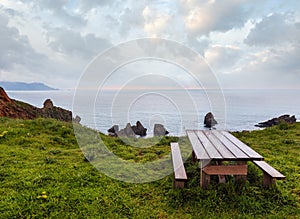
[78,0,112,12]
[46,26,112,59]
[182,0,256,35]
[218,43,300,89]
[19,0,87,27]
[118,4,145,37]
[0,3,114,88]
[205,45,242,72]
[225,11,300,88]
[0,12,46,72]
[143,6,171,37]
[1,0,300,89]
[245,13,300,46]
[249,45,300,75]
[0,11,72,87]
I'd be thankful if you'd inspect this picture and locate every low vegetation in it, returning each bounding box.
[0,118,299,218]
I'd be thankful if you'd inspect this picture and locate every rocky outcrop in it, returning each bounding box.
[0,86,77,122]
[108,122,168,137]
[204,112,217,128]
[108,125,119,136]
[73,115,81,123]
[255,115,297,128]
[131,121,147,137]
[153,124,169,136]
[108,121,147,137]
[117,123,136,138]
[43,99,54,108]
[40,104,73,122]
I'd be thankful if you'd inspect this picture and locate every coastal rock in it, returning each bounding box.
[43,99,54,108]
[0,86,79,123]
[131,121,147,137]
[204,112,218,128]
[73,115,81,123]
[255,115,297,128]
[108,125,119,136]
[117,123,136,138]
[153,124,169,136]
[41,105,73,122]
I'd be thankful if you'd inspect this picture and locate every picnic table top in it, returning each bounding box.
[186,130,264,161]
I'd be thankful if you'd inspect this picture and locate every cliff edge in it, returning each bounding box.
[0,87,77,122]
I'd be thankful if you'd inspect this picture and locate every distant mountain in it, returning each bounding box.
[0,81,57,91]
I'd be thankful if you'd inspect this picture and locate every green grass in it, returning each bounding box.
[0,117,299,218]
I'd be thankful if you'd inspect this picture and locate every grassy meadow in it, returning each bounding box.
[0,117,299,218]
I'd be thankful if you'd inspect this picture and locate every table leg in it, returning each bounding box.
[217,161,226,183]
[263,173,275,187]
[200,161,210,189]
[192,150,197,162]
[235,161,247,182]
[200,161,203,187]
[201,170,210,189]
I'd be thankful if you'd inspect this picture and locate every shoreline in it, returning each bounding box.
[6,89,300,134]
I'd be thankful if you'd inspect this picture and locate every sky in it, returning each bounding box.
[0,0,299,89]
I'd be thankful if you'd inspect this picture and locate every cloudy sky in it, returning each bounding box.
[0,0,299,89]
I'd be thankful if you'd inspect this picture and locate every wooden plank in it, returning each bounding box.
[173,181,185,189]
[203,131,236,159]
[171,143,187,180]
[262,174,276,187]
[202,165,248,175]
[201,171,211,189]
[186,130,210,160]
[212,130,249,159]
[196,131,223,159]
[216,161,226,183]
[253,161,285,178]
[221,131,264,160]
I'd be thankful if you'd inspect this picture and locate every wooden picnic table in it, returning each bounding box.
[185,130,285,188]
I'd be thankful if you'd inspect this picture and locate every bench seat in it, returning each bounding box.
[253,160,285,187]
[201,164,247,188]
[171,143,187,188]
[202,165,248,175]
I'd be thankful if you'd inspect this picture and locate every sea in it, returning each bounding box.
[7,89,300,136]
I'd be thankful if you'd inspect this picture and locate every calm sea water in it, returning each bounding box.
[7,89,300,136]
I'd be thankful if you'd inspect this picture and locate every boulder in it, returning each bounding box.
[153,124,169,136]
[73,115,81,123]
[117,123,136,138]
[255,115,297,128]
[204,112,218,128]
[108,125,119,136]
[131,121,147,137]
[43,99,54,108]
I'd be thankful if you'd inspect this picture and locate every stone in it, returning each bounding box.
[43,99,54,108]
[131,121,147,137]
[73,115,81,123]
[41,106,72,122]
[153,124,169,136]
[117,123,136,138]
[255,115,297,128]
[204,112,218,128]
[108,125,119,136]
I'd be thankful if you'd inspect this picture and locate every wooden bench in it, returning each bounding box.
[170,143,187,188]
[253,160,285,187]
[201,164,248,188]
